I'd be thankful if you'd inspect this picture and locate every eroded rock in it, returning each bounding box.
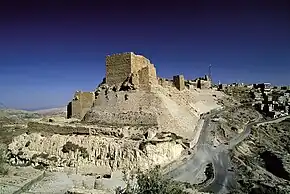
[8,133,184,174]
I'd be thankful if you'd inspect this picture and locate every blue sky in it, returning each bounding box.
[0,0,290,109]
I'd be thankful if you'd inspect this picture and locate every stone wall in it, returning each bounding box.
[185,78,212,90]
[83,110,158,126]
[138,64,158,91]
[83,90,166,128]
[131,54,150,73]
[158,78,174,87]
[106,52,132,86]
[105,52,158,91]
[200,80,211,89]
[67,91,95,119]
[173,75,185,91]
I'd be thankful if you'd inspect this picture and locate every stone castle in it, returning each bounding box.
[67,52,212,119]
[106,52,158,90]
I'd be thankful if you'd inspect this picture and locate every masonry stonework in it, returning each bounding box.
[105,53,132,86]
[67,91,95,119]
[200,80,211,89]
[173,75,185,91]
[158,78,174,87]
[67,52,213,121]
[105,52,158,90]
[184,75,212,90]
[138,64,158,91]
[131,54,150,73]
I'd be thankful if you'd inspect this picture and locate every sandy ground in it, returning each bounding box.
[0,166,44,194]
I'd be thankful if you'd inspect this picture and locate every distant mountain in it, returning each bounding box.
[0,108,41,121]
[24,106,64,111]
[0,102,8,109]
[34,107,67,116]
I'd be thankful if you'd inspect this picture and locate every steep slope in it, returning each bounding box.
[83,84,223,141]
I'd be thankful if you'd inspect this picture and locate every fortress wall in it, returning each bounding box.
[90,91,157,114]
[106,53,132,86]
[131,53,151,73]
[186,80,211,89]
[105,52,158,90]
[83,110,158,126]
[200,80,211,89]
[158,78,174,87]
[139,66,150,91]
[79,92,95,119]
[148,63,158,85]
[71,100,82,119]
[138,65,157,91]
[67,92,95,119]
[83,91,161,126]
[173,75,185,91]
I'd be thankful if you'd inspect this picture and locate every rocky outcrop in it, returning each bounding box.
[27,120,156,139]
[8,133,184,174]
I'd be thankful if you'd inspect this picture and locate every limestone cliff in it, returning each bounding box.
[8,133,184,174]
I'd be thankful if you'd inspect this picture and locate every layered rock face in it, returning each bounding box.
[8,133,184,173]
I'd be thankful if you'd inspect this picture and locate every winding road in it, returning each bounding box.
[166,104,283,194]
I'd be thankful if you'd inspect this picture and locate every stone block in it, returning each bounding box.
[105,52,157,90]
[67,91,95,119]
[173,75,185,91]
[200,80,211,89]
[106,53,132,86]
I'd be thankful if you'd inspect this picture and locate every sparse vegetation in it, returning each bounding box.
[223,86,253,103]
[62,141,89,159]
[0,109,40,145]
[0,147,8,175]
[231,119,290,193]
[117,165,188,194]
[0,109,40,121]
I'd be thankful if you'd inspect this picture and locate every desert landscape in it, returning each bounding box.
[0,52,225,194]
[1,52,289,194]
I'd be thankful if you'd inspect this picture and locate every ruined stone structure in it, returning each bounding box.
[67,52,159,119]
[199,79,212,89]
[173,75,185,91]
[105,52,158,91]
[67,91,95,119]
[185,75,212,90]
[158,78,174,87]
[67,52,213,120]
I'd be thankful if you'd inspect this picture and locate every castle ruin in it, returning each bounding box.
[173,75,185,91]
[106,52,158,91]
[185,75,212,90]
[67,52,212,119]
[67,91,95,119]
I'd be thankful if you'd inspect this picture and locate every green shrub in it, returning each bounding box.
[62,141,89,159]
[118,165,188,194]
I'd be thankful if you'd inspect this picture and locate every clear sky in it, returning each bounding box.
[0,0,290,110]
